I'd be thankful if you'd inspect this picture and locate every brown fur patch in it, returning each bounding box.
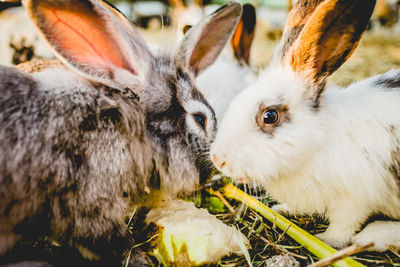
[280,0,324,60]
[280,25,305,60]
[230,4,256,66]
[287,0,375,84]
[256,104,290,136]
[284,0,323,31]
[388,126,400,183]
[169,0,185,8]
[187,2,242,75]
[16,59,65,74]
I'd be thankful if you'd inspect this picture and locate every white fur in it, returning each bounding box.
[211,63,400,248]
[33,68,93,93]
[196,51,257,123]
[211,1,400,250]
[170,3,204,43]
[352,221,400,251]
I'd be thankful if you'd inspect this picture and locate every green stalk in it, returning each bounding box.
[221,184,365,267]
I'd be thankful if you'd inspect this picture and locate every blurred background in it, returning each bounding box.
[1,0,400,86]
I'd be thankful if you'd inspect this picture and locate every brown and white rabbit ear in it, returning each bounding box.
[176,1,242,76]
[193,0,205,7]
[278,0,324,60]
[169,0,186,8]
[22,0,152,89]
[284,0,376,88]
[230,3,256,66]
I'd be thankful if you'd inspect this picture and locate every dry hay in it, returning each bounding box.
[199,185,400,266]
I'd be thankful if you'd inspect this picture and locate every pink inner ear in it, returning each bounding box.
[40,6,135,75]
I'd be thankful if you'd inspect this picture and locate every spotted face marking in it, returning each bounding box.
[256,103,290,136]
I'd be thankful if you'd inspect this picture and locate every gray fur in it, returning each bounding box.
[0,54,210,266]
[388,125,400,183]
[374,70,400,89]
[0,66,153,265]
[0,0,242,265]
[176,1,242,76]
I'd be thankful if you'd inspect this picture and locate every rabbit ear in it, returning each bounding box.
[277,0,324,60]
[176,2,242,76]
[284,0,375,87]
[230,3,256,66]
[169,0,186,8]
[23,0,152,89]
[193,0,204,7]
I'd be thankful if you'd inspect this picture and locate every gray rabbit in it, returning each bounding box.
[0,0,242,265]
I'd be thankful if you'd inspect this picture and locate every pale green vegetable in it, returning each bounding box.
[146,199,249,266]
[222,184,366,267]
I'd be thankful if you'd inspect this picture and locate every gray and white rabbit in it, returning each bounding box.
[164,3,257,123]
[0,0,242,265]
[212,0,400,251]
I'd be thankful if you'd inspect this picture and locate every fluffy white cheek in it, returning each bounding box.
[211,133,278,185]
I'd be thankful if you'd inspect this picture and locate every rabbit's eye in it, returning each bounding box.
[193,113,207,130]
[183,25,192,34]
[263,110,279,124]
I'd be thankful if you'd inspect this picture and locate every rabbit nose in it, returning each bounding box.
[212,154,226,170]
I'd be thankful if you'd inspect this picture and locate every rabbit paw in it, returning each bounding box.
[315,231,351,249]
[352,221,400,252]
[271,203,292,216]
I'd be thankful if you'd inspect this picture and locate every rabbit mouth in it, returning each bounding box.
[195,153,217,185]
[148,161,161,190]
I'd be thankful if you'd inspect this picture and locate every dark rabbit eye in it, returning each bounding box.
[183,24,192,34]
[263,110,279,124]
[193,113,207,130]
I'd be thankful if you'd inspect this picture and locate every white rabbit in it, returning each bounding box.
[196,3,257,123]
[210,0,400,250]
[169,0,204,42]
[0,0,242,265]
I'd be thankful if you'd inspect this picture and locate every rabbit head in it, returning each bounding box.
[210,0,376,185]
[169,0,205,42]
[23,0,242,199]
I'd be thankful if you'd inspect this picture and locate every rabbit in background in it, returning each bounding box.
[169,0,204,42]
[196,3,258,123]
[211,0,400,251]
[0,0,242,265]
[163,1,257,123]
